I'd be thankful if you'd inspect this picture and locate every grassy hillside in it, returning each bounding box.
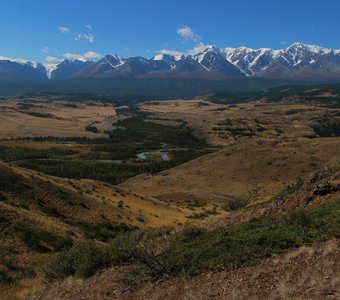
[13,167,339,300]
[0,162,190,285]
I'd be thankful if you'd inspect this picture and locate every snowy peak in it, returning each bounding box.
[190,46,244,77]
[152,54,179,69]
[1,42,340,82]
[287,42,332,55]
[0,56,40,68]
[0,56,48,82]
[49,59,93,80]
[221,42,340,77]
[152,53,177,62]
[223,47,277,75]
[102,55,125,69]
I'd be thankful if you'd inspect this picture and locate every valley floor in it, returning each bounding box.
[0,93,339,299]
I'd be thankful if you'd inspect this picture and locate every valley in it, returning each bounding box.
[0,88,339,299]
[2,2,340,299]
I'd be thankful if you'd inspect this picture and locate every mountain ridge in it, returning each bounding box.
[1,42,340,82]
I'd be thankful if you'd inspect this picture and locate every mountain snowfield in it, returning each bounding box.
[1,42,340,82]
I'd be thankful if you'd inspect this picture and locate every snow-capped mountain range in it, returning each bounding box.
[1,42,340,82]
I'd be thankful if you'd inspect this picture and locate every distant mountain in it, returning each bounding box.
[0,57,47,82]
[1,43,340,82]
[50,59,93,80]
[224,42,340,81]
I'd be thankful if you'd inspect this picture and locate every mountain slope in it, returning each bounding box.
[60,42,340,81]
[0,58,47,82]
[2,42,340,82]
[50,59,93,80]
[0,162,189,284]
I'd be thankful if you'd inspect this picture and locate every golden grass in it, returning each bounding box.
[0,99,116,138]
[121,138,340,211]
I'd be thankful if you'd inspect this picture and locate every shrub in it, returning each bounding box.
[85,126,99,133]
[182,226,206,239]
[0,255,36,284]
[14,223,73,252]
[172,199,340,276]
[44,200,340,283]
[285,208,313,228]
[116,228,201,279]
[223,195,250,211]
[0,270,12,284]
[44,241,115,281]
[69,221,136,242]
[187,212,209,219]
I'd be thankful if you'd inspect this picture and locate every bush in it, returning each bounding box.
[181,226,206,241]
[44,241,115,281]
[0,270,12,284]
[0,255,36,284]
[85,126,99,133]
[187,212,209,219]
[71,222,136,242]
[116,228,200,278]
[285,208,313,228]
[14,223,73,252]
[44,200,340,283]
[223,195,250,211]
[172,199,340,276]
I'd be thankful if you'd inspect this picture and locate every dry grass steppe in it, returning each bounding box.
[0,97,116,138]
[0,93,339,300]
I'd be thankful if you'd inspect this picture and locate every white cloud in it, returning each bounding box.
[155,26,209,57]
[59,26,70,34]
[157,49,184,56]
[187,43,212,55]
[85,24,92,30]
[63,51,102,61]
[58,26,95,43]
[63,53,87,61]
[83,33,94,43]
[43,47,58,53]
[45,56,63,64]
[83,51,102,59]
[156,43,211,57]
[177,25,201,42]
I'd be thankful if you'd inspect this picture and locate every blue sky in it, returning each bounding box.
[0,0,339,63]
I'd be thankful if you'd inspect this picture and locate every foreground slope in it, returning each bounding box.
[24,240,340,299]
[0,162,189,285]
[22,167,340,300]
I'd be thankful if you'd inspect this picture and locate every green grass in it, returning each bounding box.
[173,199,340,276]
[43,241,116,281]
[43,199,340,282]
